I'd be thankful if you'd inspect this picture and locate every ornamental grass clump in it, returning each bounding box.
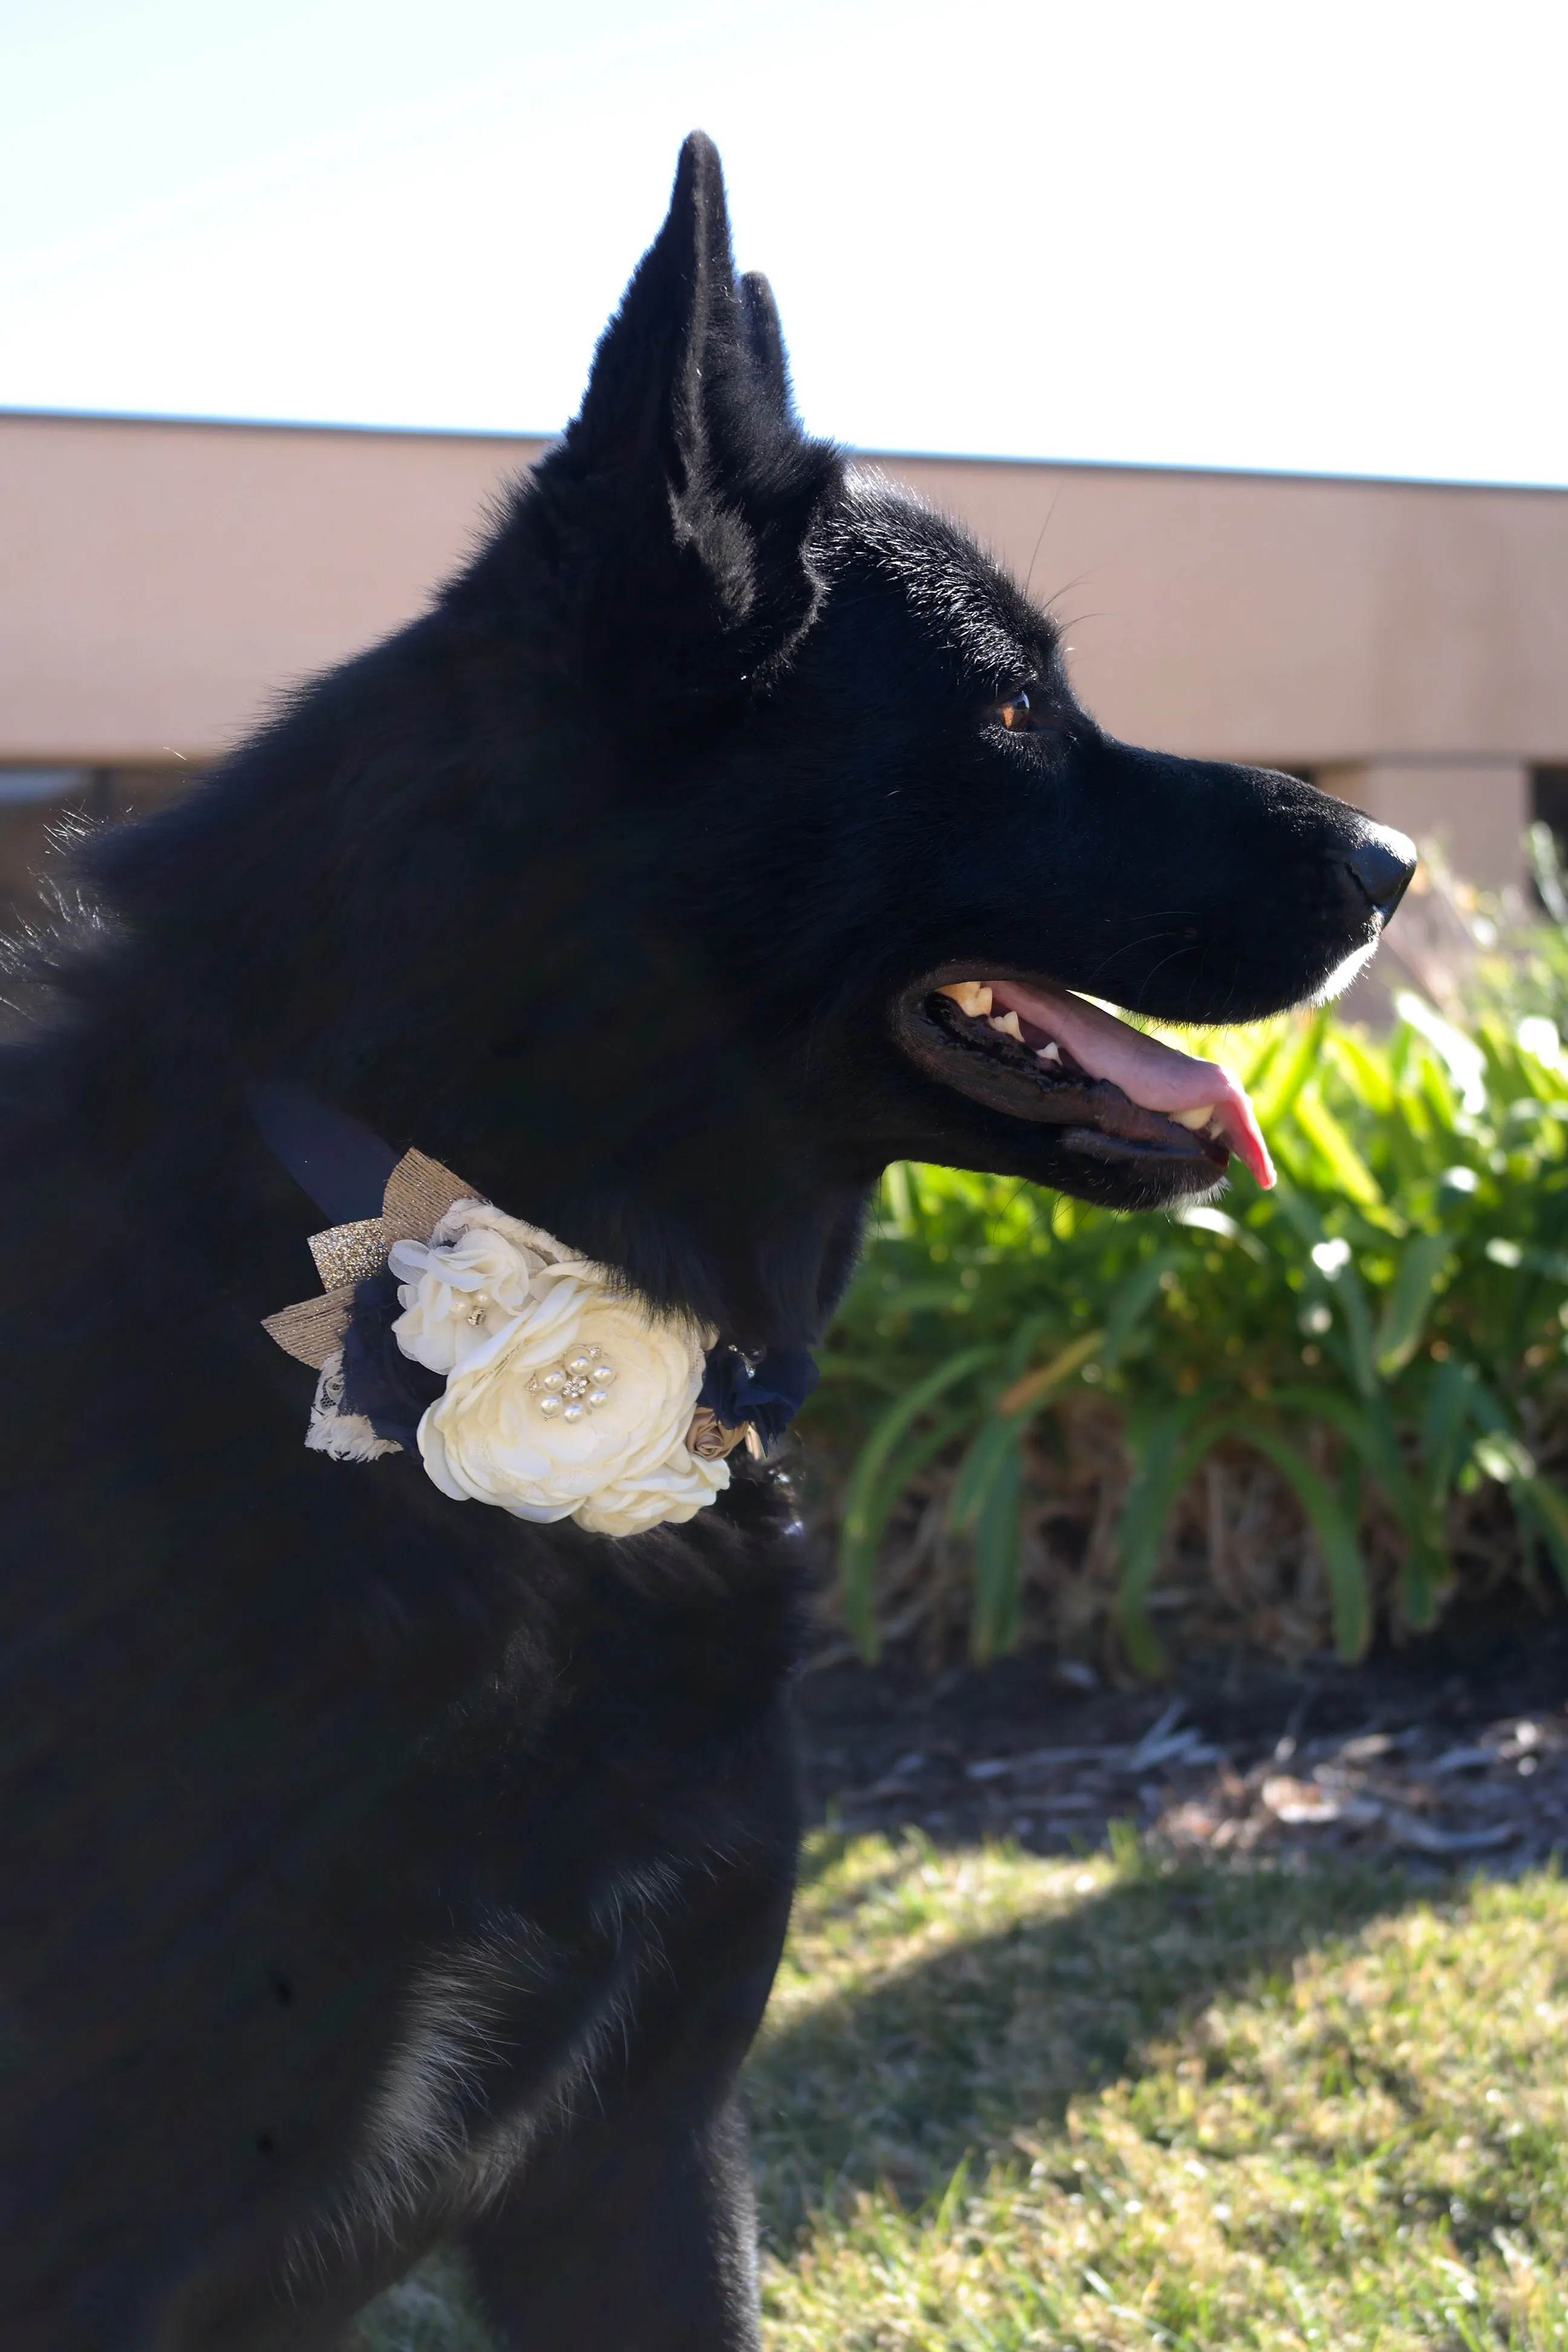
[805,992,1568,1669]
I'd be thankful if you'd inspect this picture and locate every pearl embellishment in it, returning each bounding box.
[529,1344,616,1420]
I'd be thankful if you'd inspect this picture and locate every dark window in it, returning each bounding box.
[0,764,198,932]
[1532,766,1568,850]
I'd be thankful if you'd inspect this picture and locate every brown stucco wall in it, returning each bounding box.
[0,412,549,764]
[890,454,1568,769]
[2,411,1566,882]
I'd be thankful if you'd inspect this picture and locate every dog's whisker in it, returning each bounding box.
[1022,494,1061,604]
[1128,944,1204,995]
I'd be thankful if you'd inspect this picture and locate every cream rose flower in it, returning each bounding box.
[388,1200,567,1375]
[388,1206,728,1537]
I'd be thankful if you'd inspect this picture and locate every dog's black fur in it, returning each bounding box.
[0,136,1410,2348]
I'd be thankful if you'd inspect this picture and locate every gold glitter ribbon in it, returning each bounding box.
[261,1148,471,1368]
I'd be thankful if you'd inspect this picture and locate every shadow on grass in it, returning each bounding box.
[352,1841,1432,2347]
[745,1840,1431,2251]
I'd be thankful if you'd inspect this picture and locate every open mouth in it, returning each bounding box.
[893,971,1276,1191]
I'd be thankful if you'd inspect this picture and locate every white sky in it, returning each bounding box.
[1,0,1564,484]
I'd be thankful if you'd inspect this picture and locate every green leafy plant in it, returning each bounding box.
[805,995,1568,1670]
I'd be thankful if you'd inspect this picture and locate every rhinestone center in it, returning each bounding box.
[529,1344,616,1423]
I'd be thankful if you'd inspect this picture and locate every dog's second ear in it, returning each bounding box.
[529,133,840,703]
[738,271,794,427]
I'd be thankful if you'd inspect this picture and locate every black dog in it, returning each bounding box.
[0,134,1412,2348]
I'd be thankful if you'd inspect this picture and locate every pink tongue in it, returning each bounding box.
[991,980,1276,1191]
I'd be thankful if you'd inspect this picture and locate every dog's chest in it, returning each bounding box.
[288,1872,662,2270]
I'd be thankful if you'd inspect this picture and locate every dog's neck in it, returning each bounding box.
[429,1134,872,1352]
[243,1075,870,1351]
[56,835,873,1355]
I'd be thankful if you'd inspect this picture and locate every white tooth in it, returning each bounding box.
[988,1010,1024,1043]
[1171,1103,1216,1131]
[1036,1040,1062,1065]
[938,981,994,1018]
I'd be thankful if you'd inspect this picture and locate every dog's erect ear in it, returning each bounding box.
[738,271,795,426]
[531,133,839,701]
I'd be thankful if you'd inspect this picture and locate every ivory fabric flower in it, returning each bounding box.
[388,1205,728,1537]
[387,1200,565,1374]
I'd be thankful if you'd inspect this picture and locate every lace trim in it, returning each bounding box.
[304,1350,402,1463]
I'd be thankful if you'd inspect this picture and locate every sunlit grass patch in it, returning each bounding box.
[750,1832,1568,2351]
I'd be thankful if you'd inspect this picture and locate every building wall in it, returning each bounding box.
[3,410,1566,887]
[0,412,547,765]
[892,456,1568,767]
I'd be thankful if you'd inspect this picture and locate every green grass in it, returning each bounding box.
[754,1834,1568,2350]
[354,1832,1568,2350]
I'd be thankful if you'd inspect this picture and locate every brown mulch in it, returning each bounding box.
[793,1591,1568,1875]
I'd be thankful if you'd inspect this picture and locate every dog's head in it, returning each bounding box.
[462,138,1411,1210]
[91,136,1413,1340]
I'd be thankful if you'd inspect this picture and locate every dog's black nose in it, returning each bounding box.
[1344,825,1417,919]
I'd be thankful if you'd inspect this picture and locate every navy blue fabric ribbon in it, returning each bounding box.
[248,1081,441,1447]
[247,1081,399,1226]
[250,1083,817,1458]
[698,1342,820,1449]
[337,1273,445,1451]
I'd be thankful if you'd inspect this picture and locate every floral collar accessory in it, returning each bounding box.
[249,1084,817,1541]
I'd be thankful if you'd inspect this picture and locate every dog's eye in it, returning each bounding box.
[991,689,1042,733]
